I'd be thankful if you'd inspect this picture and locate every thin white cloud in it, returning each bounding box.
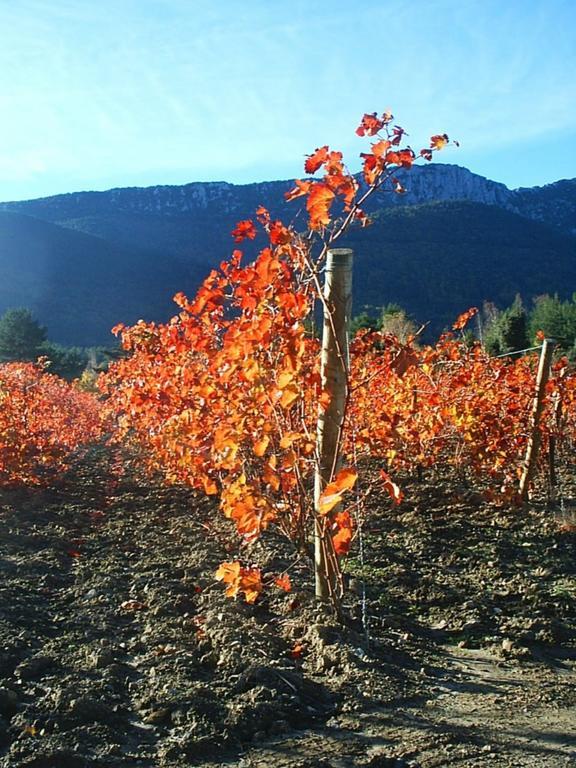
[0,0,574,197]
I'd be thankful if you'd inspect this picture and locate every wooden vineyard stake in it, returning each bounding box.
[314,248,353,602]
[519,338,555,502]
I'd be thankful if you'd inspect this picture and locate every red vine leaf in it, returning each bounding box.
[231,220,257,243]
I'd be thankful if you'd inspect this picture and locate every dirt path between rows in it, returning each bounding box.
[425,646,575,765]
[233,645,576,768]
[0,452,574,767]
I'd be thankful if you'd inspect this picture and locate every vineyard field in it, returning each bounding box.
[1,113,575,767]
[0,453,574,767]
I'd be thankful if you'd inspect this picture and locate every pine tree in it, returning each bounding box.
[529,294,576,351]
[484,295,528,356]
[0,309,47,362]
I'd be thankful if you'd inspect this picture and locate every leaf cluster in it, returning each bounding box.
[0,362,105,486]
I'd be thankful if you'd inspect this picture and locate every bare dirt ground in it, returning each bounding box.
[0,451,574,767]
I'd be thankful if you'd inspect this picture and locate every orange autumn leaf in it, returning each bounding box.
[304,145,329,174]
[371,139,391,158]
[215,561,262,603]
[379,470,403,504]
[255,205,270,224]
[202,476,218,495]
[284,179,311,201]
[277,371,293,389]
[430,133,449,150]
[231,219,257,243]
[356,112,386,137]
[280,448,297,470]
[397,148,415,168]
[238,568,263,604]
[331,510,354,555]
[279,432,303,449]
[269,221,292,245]
[323,150,344,175]
[452,307,478,331]
[360,153,380,185]
[262,458,280,491]
[274,573,292,592]
[215,561,241,587]
[253,436,270,457]
[279,386,300,409]
[318,467,358,515]
[328,173,357,208]
[326,467,359,494]
[289,642,305,659]
[306,183,335,230]
[332,527,352,555]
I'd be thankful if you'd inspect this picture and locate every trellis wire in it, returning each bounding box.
[493,344,541,359]
[350,415,370,648]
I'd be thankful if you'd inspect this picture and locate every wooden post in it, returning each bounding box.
[519,339,555,502]
[314,248,353,601]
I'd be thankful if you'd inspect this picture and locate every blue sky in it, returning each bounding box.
[0,0,574,201]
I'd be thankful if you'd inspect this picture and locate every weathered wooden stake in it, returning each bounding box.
[314,248,353,601]
[519,339,555,502]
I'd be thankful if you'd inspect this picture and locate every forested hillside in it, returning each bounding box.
[0,211,193,345]
[0,165,574,345]
[341,201,576,334]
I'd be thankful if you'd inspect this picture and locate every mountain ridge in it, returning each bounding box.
[0,163,575,346]
[2,163,574,233]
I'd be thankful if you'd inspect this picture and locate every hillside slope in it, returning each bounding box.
[1,168,575,345]
[340,201,576,332]
[2,164,574,247]
[0,211,194,346]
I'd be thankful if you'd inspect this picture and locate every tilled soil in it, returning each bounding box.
[0,452,574,767]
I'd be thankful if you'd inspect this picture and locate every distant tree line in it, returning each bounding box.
[351,294,576,359]
[480,294,576,358]
[350,303,419,342]
[0,308,119,380]
[3,296,576,381]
